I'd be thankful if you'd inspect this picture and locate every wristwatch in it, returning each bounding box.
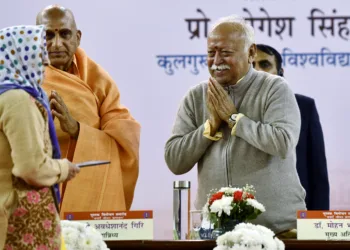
[228,114,238,128]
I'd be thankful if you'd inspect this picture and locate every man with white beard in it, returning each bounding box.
[165,15,306,234]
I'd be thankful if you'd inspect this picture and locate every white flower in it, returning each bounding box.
[61,220,109,250]
[234,223,257,231]
[246,199,266,212]
[216,231,233,246]
[242,184,256,193]
[274,237,285,250]
[77,237,99,250]
[219,187,242,194]
[210,197,233,217]
[234,229,262,246]
[62,227,80,245]
[213,246,230,250]
[231,246,262,250]
[201,217,213,229]
[215,223,285,250]
[202,202,210,220]
[254,224,275,237]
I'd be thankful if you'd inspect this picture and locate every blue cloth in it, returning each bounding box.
[0,84,61,204]
[295,94,330,210]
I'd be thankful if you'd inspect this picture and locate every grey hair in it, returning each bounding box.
[209,15,255,51]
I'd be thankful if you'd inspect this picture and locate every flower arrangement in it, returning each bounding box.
[213,223,285,250]
[202,185,265,229]
[61,220,109,250]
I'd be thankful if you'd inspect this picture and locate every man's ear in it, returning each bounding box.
[279,68,284,77]
[248,44,257,64]
[76,30,82,47]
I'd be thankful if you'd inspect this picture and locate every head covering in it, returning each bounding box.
[0,25,61,205]
[0,25,49,89]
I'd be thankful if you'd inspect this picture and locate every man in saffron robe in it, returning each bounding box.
[36,5,140,216]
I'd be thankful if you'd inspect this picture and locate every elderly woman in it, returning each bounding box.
[0,25,80,249]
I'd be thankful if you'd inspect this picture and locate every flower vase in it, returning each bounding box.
[223,219,241,231]
[211,219,241,239]
[211,219,224,240]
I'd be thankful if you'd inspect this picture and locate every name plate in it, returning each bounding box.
[64,210,153,240]
[297,210,350,240]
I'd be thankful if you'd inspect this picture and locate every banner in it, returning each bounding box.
[2,0,349,239]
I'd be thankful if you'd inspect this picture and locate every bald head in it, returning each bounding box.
[36,5,81,71]
[36,5,77,29]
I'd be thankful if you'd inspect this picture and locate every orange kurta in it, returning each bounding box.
[42,48,140,216]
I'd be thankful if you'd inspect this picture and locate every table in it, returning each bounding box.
[108,240,350,250]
